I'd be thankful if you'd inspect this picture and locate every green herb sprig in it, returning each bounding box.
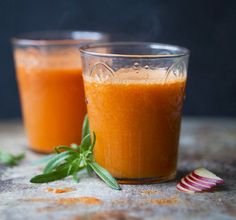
[0,150,25,166]
[30,115,121,190]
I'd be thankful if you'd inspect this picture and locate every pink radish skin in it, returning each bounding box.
[188,173,217,187]
[180,178,202,192]
[179,181,202,192]
[187,175,216,188]
[186,175,213,189]
[177,185,193,194]
[192,171,224,184]
[177,183,195,194]
[176,168,224,194]
[184,176,211,190]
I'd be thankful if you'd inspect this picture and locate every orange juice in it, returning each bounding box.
[84,69,186,182]
[14,48,86,153]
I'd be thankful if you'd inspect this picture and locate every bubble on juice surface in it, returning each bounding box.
[132,63,141,74]
[133,62,139,69]
[114,67,150,81]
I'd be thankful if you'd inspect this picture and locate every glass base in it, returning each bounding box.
[116,171,176,184]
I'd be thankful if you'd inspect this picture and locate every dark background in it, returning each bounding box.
[0,0,235,118]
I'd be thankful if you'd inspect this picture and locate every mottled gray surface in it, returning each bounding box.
[0,118,235,220]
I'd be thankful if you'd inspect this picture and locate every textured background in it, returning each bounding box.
[1,118,236,220]
[0,0,235,118]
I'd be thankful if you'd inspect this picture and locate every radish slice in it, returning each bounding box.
[176,168,224,194]
[186,175,213,189]
[188,173,217,187]
[177,183,195,194]
[192,168,224,184]
[184,176,211,190]
[180,178,202,192]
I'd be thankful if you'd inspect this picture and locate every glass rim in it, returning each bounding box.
[80,42,190,59]
[11,30,109,46]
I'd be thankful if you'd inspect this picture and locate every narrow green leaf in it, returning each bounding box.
[86,166,93,176]
[72,172,79,182]
[89,162,121,190]
[70,158,83,174]
[54,147,60,154]
[43,151,73,174]
[80,134,91,151]
[82,114,90,139]
[79,155,87,167]
[30,165,69,183]
[89,132,96,152]
[0,152,13,165]
[65,155,77,163]
[14,153,25,161]
[83,150,92,159]
[55,146,77,153]
[70,158,86,182]
[67,164,73,176]
[30,114,121,191]
[0,151,25,166]
[71,143,80,151]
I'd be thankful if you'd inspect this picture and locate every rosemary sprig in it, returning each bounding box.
[0,150,25,166]
[30,114,121,190]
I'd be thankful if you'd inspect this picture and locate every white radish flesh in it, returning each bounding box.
[193,168,224,183]
[188,174,217,187]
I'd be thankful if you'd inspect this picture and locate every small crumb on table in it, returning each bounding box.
[57,197,103,205]
[145,196,179,206]
[140,189,162,195]
[46,187,74,193]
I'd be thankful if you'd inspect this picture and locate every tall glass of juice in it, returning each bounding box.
[80,42,189,183]
[12,31,108,153]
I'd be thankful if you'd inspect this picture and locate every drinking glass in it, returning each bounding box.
[12,31,108,153]
[80,42,189,183]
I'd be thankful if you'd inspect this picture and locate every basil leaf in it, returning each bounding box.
[82,114,90,139]
[89,162,121,190]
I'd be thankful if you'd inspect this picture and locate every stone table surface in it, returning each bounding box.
[0,118,235,220]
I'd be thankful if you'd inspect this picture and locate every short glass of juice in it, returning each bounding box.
[80,42,189,183]
[12,31,108,153]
